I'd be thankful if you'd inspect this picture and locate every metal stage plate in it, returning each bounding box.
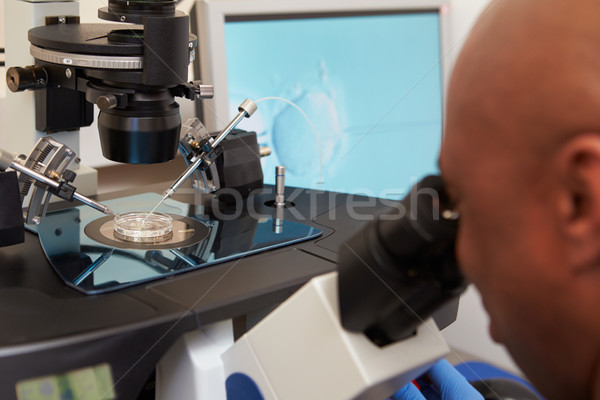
[33,193,322,295]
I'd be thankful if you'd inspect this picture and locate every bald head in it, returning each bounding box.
[447,0,600,162]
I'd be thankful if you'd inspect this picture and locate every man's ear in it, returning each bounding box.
[556,133,600,269]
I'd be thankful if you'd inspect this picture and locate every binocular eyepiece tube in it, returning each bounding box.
[338,175,467,346]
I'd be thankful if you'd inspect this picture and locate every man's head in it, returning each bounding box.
[440,0,600,398]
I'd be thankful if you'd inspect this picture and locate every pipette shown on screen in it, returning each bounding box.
[145,99,257,219]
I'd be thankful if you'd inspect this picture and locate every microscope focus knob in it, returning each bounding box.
[96,95,118,111]
[6,66,48,92]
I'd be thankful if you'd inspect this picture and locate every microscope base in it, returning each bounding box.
[222,272,449,400]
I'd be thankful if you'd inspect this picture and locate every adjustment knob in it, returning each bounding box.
[6,66,48,92]
[96,95,118,111]
[194,84,214,99]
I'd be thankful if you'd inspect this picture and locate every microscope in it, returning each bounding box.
[211,175,467,400]
[0,1,467,399]
[6,0,210,164]
[1,0,263,242]
[1,0,205,235]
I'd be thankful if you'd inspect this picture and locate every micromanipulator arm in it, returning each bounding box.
[164,98,257,200]
[0,139,112,224]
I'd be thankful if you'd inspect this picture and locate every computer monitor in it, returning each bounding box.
[194,0,451,199]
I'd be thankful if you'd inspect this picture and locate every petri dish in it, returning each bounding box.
[113,211,173,243]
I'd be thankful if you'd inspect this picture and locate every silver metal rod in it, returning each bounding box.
[11,159,112,215]
[275,165,286,207]
[10,161,59,190]
[165,156,204,199]
[72,192,113,215]
[212,109,246,148]
[273,205,284,234]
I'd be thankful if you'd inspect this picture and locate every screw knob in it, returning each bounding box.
[6,66,48,92]
[96,95,118,110]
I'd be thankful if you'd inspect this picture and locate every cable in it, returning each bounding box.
[254,96,325,187]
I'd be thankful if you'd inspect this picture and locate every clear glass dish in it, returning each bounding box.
[113,211,173,243]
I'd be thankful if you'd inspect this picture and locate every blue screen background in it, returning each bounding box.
[225,12,442,199]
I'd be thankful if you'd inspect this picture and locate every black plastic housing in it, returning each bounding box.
[34,64,94,132]
[338,175,466,346]
[214,130,264,203]
[0,172,25,247]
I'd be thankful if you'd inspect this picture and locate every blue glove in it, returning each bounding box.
[391,359,484,400]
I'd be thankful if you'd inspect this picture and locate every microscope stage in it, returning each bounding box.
[34,193,323,295]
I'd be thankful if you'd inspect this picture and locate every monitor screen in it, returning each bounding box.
[197,4,446,199]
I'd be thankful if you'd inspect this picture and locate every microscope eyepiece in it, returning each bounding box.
[338,175,467,346]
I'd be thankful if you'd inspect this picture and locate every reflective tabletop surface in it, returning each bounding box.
[33,193,322,295]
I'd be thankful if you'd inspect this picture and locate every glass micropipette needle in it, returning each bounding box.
[141,156,202,224]
[142,99,257,224]
[144,194,168,223]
